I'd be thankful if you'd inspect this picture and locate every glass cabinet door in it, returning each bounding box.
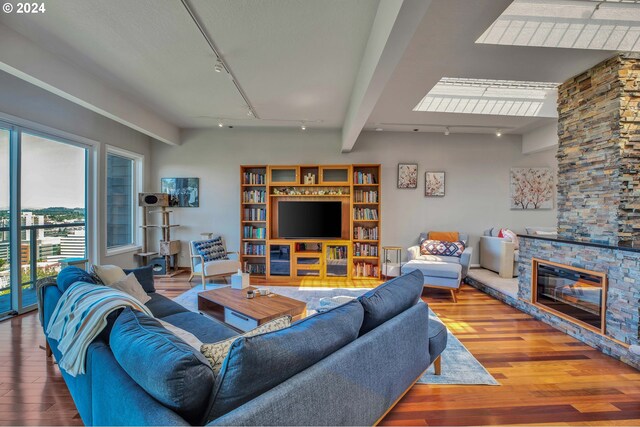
[269,244,291,276]
[325,244,349,278]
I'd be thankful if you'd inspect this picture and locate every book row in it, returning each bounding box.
[242,190,266,203]
[353,208,379,220]
[353,171,377,185]
[243,242,266,256]
[243,262,266,275]
[353,262,380,278]
[353,243,378,257]
[353,226,379,240]
[326,246,348,260]
[243,226,266,239]
[353,190,378,203]
[243,208,267,221]
[243,172,266,185]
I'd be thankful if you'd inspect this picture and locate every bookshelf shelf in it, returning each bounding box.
[240,164,381,279]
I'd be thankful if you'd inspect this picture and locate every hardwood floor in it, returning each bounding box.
[1,275,638,426]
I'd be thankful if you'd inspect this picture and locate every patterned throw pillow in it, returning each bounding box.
[420,239,465,257]
[499,228,519,249]
[193,237,228,262]
[200,316,291,377]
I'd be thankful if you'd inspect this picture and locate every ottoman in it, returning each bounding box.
[402,260,462,302]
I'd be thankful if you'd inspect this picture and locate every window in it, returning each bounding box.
[106,147,142,252]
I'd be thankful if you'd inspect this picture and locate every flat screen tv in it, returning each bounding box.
[278,201,342,239]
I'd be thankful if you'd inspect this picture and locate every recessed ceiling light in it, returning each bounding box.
[413,77,559,117]
[301,124,307,131]
[496,129,502,137]
[247,109,253,117]
[375,127,383,131]
[477,0,640,52]
[444,127,450,136]
[218,122,223,128]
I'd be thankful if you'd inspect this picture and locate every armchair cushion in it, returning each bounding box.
[427,231,459,243]
[420,231,469,246]
[193,259,241,276]
[193,237,228,262]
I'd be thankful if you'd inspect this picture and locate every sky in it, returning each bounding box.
[0,131,85,209]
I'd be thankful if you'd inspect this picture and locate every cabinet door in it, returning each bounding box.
[319,166,351,185]
[268,244,291,277]
[325,243,350,278]
[269,166,299,185]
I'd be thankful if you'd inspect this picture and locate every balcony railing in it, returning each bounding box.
[0,222,85,315]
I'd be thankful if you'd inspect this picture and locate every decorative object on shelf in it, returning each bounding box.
[398,163,418,189]
[138,192,169,207]
[425,172,445,197]
[303,173,316,185]
[271,187,349,196]
[509,167,554,210]
[161,177,199,207]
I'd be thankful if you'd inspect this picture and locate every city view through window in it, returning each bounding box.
[0,131,86,314]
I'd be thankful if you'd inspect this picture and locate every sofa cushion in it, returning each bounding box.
[144,293,189,318]
[161,311,238,343]
[404,260,462,279]
[56,267,97,292]
[358,269,423,335]
[201,316,290,377]
[420,240,465,257]
[193,259,242,275]
[428,315,448,363]
[207,299,364,421]
[193,237,228,262]
[415,254,461,264]
[123,265,155,293]
[110,308,214,425]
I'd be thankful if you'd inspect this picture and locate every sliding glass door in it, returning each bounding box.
[0,124,88,316]
[0,128,10,317]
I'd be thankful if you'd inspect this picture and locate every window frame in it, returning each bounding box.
[105,145,144,256]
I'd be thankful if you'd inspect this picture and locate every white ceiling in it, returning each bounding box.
[0,0,628,141]
[0,0,379,128]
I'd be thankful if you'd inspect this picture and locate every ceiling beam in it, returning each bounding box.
[341,0,431,153]
[0,23,181,146]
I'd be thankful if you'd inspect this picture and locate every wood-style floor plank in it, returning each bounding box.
[0,274,638,426]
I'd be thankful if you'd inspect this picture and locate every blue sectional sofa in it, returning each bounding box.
[40,267,446,426]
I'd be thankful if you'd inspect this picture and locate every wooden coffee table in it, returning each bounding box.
[198,286,307,332]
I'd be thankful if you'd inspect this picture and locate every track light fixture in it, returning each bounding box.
[444,127,450,136]
[496,129,502,137]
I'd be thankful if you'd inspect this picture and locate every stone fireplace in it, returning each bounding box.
[516,54,640,369]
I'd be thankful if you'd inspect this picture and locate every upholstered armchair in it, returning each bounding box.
[407,231,473,279]
[479,231,518,278]
[188,237,241,289]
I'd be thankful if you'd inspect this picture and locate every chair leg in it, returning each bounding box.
[450,289,458,303]
[201,274,206,290]
[434,355,442,375]
[45,341,52,358]
[188,273,194,282]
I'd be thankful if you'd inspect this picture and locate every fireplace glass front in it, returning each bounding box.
[533,259,606,332]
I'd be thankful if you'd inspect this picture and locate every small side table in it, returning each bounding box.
[382,246,402,278]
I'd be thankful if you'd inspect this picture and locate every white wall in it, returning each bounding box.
[522,121,558,154]
[0,70,153,268]
[151,128,558,266]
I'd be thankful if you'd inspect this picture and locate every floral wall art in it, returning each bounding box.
[425,172,445,197]
[510,167,554,210]
[397,163,418,189]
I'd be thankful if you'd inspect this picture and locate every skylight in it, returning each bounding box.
[476,0,640,51]
[413,77,559,117]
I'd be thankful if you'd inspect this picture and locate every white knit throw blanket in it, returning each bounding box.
[46,282,153,376]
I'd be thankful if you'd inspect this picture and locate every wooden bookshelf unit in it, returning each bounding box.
[240,164,381,280]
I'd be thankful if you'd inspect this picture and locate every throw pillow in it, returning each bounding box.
[91,264,126,285]
[193,237,228,262]
[56,266,97,292]
[123,265,155,293]
[200,316,291,377]
[428,231,459,243]
[499,228,519,248]
[107,273,151,304]
[420,239,465,257]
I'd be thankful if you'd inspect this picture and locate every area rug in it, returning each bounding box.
[173,284,499,385]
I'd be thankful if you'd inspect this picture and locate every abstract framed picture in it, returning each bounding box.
[425,172,445,197]
[510,168,554,210]
[161,177,200,207]
[397,163,418,189]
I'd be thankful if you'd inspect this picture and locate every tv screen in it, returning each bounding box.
[278,201,342,239]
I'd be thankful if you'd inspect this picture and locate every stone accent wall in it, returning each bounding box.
[557,54,640,245]
[516,236,640,369]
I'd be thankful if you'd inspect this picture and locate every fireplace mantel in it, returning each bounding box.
[518,234,640,254]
